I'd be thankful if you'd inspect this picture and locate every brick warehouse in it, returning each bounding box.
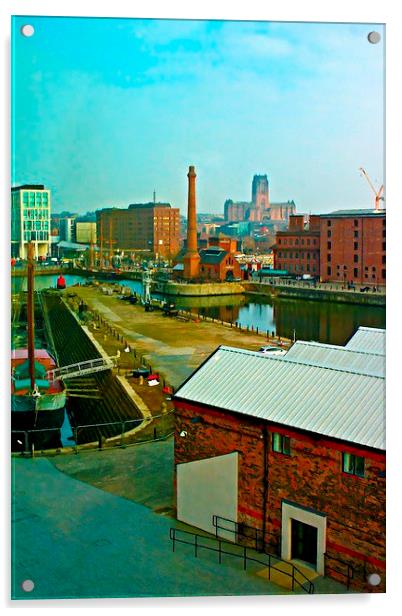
[273,214,320,276]
[173,327,385,592]
[96,202,180,259]
[273,209,386,286]
[320,209,386,286]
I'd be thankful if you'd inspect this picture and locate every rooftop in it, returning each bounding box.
[11,184,46,191]
[345,326,386,355]
[321,209,386,218]
[199,247,228,265]
[175,327,385,451]
[284,339,384,377]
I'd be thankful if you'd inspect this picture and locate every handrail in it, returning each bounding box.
[212,514,279,553]
[325,553,354,589]
[169,527,314,594]
[212,515,313,593]
[46,355,118,381]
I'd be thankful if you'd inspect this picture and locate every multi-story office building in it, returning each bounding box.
[11,184,51,258]
[58,216,76,243]
[96,202,180,259]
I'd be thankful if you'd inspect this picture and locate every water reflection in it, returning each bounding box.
[11,274,385,346]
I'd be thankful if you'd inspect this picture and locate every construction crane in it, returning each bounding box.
[359,167,384,211]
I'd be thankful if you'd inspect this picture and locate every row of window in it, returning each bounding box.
[277,238,318,246]
[272,433,365,477]
[23,231,50,241]
[277,251,316,259]
[23,221,49,231]
[326,266,386,279]
[276,263,316,273]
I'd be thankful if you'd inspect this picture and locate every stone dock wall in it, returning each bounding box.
[243,282,385,307]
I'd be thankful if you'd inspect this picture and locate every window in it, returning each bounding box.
[354,231,358,238]
[354,268,358,277]
[295,239,299,245]
[327,230,332,238]
[327,266,331,275]
[327,254,331,262]
[327,241,331,250]
[272,433,290,455]
[327,220,331,227]
[382,255,386,264]
[354,254,358,263]
[342,452,365,477]
[354,242,358,250]
[382,269,386,279]
[307,239,310,246]
[354,219,358,227]
[278,239,281,245]
[382,242,386,251]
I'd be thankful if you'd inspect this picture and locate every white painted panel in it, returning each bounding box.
[177,452,238,539]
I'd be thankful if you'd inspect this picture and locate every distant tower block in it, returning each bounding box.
[183,165,200,280]
[252,174,270,221]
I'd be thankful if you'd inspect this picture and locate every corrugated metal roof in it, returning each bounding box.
[345,327,386,355]
[284,340,384,377]
[175,346,385,451]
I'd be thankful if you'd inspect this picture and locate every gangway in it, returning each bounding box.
[46,356,118,382]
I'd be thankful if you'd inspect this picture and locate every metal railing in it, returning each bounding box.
[212,514,279,554]
[169,527,314,594]
[325,554,354,590]
[11,410,175,454]
[46,356,118,381]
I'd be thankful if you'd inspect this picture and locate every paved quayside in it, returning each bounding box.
[12,446,350,600]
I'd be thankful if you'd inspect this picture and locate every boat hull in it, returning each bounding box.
[11,392,66,432]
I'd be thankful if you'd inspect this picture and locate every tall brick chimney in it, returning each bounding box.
[183,165,200,279]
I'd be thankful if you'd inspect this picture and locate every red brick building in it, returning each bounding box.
[319,210,386,286]
[273,215,320,277]
[173,328,385,592]
[198,247,241,281]
[96,202,180,259]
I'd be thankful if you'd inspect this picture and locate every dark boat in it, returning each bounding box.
[11,243,66,448]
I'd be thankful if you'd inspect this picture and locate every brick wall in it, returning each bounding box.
[320,215,386,285]
[174,400,385,592]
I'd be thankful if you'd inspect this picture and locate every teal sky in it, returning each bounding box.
[11,16,385,215]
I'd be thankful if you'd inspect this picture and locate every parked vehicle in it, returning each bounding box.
[257,346,287,356]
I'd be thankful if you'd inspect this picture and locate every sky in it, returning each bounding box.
[11,16,385,215]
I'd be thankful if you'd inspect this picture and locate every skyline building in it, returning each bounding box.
[11,184,51,259]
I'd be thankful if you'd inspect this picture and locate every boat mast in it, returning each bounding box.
[27,241,36,391]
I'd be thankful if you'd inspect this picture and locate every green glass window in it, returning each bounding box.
[272,433,291,455]
[342,453,365,477]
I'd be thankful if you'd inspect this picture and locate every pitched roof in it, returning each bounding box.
[345,326,386,355]
[199,247,228,265]
[175,338,385,451]
[284,339,384,377]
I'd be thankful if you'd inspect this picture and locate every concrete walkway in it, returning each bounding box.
[12,456,294,600]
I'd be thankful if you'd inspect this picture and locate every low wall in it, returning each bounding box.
[243,282,385,307]
[163,282,245,297]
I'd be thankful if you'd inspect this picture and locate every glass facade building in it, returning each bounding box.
[11,185,51,258]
